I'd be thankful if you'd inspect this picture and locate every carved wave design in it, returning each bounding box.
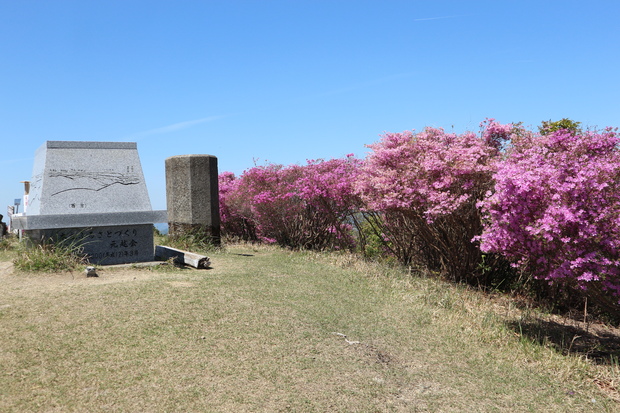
[48,171,141,196]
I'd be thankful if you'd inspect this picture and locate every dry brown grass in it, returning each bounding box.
[0,243,618,412]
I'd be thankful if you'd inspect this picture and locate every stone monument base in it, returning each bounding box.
[13,210,166,265]
[25,224,156,265]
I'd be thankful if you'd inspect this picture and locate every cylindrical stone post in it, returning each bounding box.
[165,155,221,245]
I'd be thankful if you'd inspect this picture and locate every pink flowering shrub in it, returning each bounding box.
[219,156,362,250]
[294,155,363,249]
[218,171,258,241]
[355,124,508,280]
[221,163,301,245]
[478,127,620,302]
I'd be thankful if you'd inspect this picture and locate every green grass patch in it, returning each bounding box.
[0,234,18,262]
[158,226,221,255]
[0,244,617,411]
[12,235,88,272]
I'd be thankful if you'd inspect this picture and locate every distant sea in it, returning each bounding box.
[154,223,169,235]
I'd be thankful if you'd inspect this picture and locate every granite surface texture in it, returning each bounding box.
[28,141,153,215]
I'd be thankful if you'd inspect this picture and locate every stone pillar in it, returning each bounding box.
[165,155,221,245]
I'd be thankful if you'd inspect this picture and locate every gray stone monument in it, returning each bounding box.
[12,141,167,265]
[165,155,220,245]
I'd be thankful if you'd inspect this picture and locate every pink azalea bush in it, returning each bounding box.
[477,127,620,301]
[294,155,363,249]
[218,171,258,241]
[219,156,362,250]
[220,163,301,245]
[355,123,509,280]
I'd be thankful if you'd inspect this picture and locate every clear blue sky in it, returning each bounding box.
[1,1,619,213]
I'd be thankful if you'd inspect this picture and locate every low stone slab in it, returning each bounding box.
[155,245,211,269]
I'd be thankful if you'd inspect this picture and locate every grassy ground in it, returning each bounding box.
[0,242,619,412]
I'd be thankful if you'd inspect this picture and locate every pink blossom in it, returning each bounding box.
[478,127,620,296]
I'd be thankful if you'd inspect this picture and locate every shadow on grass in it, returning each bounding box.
[506,318,620,365]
